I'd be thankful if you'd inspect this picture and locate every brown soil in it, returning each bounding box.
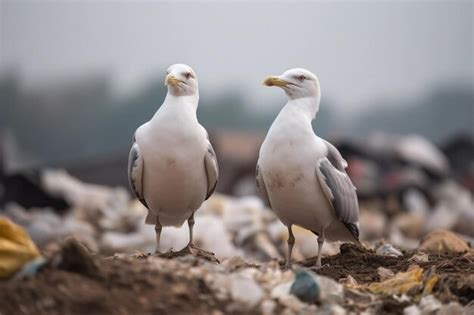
[303,243,474,314]
[0,240,244,315]
[0,242,472,315]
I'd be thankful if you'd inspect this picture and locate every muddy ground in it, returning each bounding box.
[0,242,472,315]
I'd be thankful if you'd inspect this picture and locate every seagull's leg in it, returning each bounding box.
[285,225,295,269]
[188,211,195,247]
[155,216,162,254]
[175,212,216,261]
[175,212,195,255]
[316,229,325,267]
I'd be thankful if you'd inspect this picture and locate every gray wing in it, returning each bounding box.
[322,139,348,171]
[128,137,148,208]
[204,141,219,200]
[256,162,271,207]
[316,142,359,240]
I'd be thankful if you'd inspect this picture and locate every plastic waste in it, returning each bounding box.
[0,218,41,279]
[290,270,320,303]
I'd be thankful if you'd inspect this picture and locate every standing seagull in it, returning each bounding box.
[256,68,359,268]
[128,64,218,255]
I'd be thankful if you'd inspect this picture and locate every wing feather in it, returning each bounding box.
[256,162,271,207]
[204,141,219,200]
[128,137,148,208]
[316,143,360,240]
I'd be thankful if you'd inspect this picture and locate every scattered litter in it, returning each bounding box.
[418,229,470,254]
[290,270,320,304]
[369,265,423,295]
[229,271,264,307]
[376,243,403,257]
[377,267,395,281]
[408,253,429,264]
[0,218,41,279]
[418,295,441,313]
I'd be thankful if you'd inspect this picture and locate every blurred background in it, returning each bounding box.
[0,1,473,259]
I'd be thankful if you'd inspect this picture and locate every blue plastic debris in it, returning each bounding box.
[290,270,320,304]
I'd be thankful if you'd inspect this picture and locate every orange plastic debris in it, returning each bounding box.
[0,217,41,279]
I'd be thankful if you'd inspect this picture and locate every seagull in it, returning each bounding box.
[256,68,359,268]
[128,64,219,256]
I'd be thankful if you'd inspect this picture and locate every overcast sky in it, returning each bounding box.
[1,1,473,112]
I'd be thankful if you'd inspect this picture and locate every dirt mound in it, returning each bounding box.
[0,241,241,315]
[303,243,474,312]
[0,242,472,315]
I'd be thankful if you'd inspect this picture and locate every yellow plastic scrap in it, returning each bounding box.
[368,265,423,295]
[0,217,40,279]
[422,274,439,295]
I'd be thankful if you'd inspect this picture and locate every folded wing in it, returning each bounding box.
[316,143,359,241]
[204,141,219,200]
[128,137,148,208]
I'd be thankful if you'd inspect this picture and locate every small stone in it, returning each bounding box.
[377,267,395,281]
[317,303,347,315]
[221,256,247,271]
[418,295,441,314]
[278,295,307,312]
[314,275,344,304]
[464,301,474,315]
[408,252,429,263]
[290,270,320,303]
[344,287,375,305]
[418,229,470,254]
[229,272,264,307]
[271,281,292,299]
[376,244,402,257]
[260,299,276,315]
[339,275,358,287]
[437,302,465,315]
[403,305,421,315]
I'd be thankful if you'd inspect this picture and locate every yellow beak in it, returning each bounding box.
[165,74,183,86]
[263,76,290,87]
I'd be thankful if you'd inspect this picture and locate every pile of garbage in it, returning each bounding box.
[2,166,473,262]
[0,133,473,313]
[0,227,472,314]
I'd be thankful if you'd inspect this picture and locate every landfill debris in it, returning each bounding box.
[403,304,421,315]
[394,135,449,175]
[368,265,423,295]
[437,302,465,315]
[418,229,470,254]
[0,144,473,315]
[377,267,395,281]
[418,295,442,313]
[0,217,41,279]
[313,274,345,305]
[376,243,403,257]
[229,271,264,307]
[339,274,358,287]
[408,252,429,264]
[0,239,471,314]
[290,270,320,304]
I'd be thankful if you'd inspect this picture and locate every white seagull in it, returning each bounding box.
[128,64,219,255]
[256,68,359,268]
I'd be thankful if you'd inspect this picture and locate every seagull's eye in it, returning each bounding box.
[185,72,193,79]
[296,75,306,82]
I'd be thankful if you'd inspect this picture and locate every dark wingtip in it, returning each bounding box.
[342,222,359,241]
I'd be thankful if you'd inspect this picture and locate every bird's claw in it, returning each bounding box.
[313,263,329,270]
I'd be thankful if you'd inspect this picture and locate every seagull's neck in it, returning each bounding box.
[164,93,199,110]
[285,96,321,121]
[153,93,199,120]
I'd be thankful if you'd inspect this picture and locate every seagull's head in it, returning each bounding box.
[263,68,320,100]
[165,64,198,97]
